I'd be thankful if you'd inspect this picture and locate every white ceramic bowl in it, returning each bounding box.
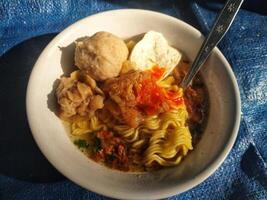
[26,9,241,200]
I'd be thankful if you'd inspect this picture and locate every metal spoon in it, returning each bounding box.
[181,0,244,89]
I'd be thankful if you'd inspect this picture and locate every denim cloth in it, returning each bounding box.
[0,1,267,200]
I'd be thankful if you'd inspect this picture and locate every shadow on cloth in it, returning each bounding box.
[240,144,267,190]
[0,34,64,182]
[227,143,267,200]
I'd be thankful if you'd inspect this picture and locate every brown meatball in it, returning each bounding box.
[74,31,129,81]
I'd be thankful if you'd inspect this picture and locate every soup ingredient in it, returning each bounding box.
[56,70,104,121]
[120,60,136,74]
[102,69,185,127]
[74,31,129,81]
[130,31,182,80]
[173,60,206,124]
[173,59,208,144]
[74,139,89,149]
[137,76,184,115]
[91,130,130,171]
[150,65,166,79]
[102,71,146,128]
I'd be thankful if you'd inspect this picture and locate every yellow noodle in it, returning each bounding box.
[141,115,160,130]
[143,107,193,167]
[71,116,105,136]
[158,76,175,88]
[112,125,139,142]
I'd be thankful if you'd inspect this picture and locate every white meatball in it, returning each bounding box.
[75,31,129,81]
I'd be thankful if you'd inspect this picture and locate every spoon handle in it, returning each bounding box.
[181,0,244,89]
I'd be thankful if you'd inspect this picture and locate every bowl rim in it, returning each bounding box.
[26,9,241,199]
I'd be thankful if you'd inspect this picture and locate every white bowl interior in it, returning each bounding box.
[26,9,240,200]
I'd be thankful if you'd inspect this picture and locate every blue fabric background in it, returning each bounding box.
[0,0,267,199]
